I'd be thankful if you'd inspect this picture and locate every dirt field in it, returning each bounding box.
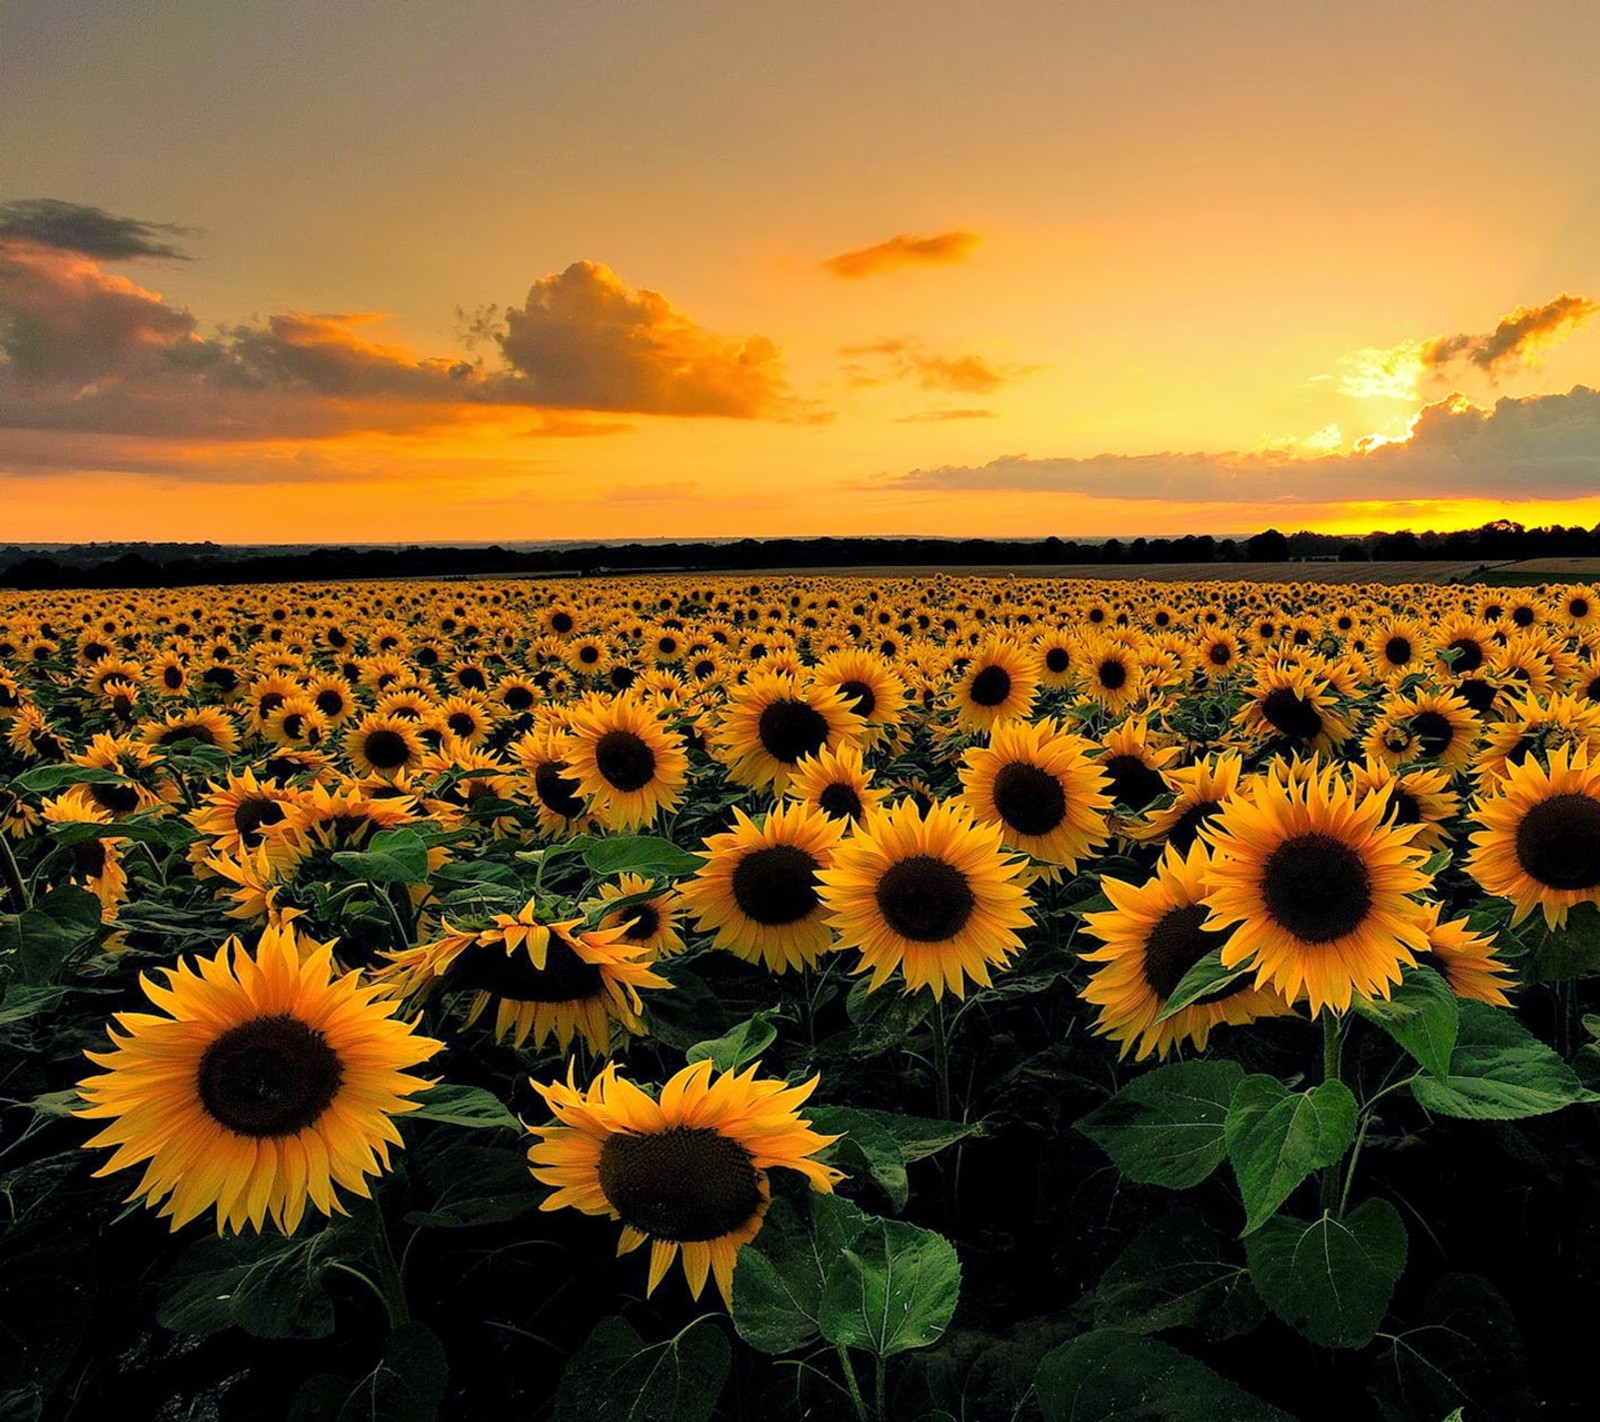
[728,560,1500,585]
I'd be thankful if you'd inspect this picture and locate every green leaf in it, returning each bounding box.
[685,1009,779,1072]
[817,1214,961,1357]
[0,984,69,1025]
[157,1212,375,1339]
[1244,1199,1407,1349]
[289,1322,449,1422]
[1354,967,1459,1080]
[1411,999,1587,1120]
[1093,1207,1263,1340]
[1035,1330,1295,1422]
[405,1082,520,1131]
[331,828,431,884]
[732,1195,865,1355]
[9,764,128,794]
[810,1106,909,1210]
[0,886,102,986]
[858,1110,981,1163]
[1525,902,1600,981]
[552,1316,731,1422]
[581,835,703,879]
[1077,1059,1245,1189]
[47,816,183,847]
[1225,1076,1357,1235]
[403,1132,542,1229]
[1065,889,1113,918]
[1153,948,1252,1022]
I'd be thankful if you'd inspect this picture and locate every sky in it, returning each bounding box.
[3,0,1600,544]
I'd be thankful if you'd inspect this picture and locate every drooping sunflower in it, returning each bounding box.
[41,797,129,916]
[592,873,687,959]
[818,798,1034,1000]
[526,1059,842,1306]
[678,802,846,973]
[1413,903,1514,1007]
[711,673,866,796]
[782,740,886,826]
[1467,743,1600,928]
[1080,841,1294,1060]
[1096,717,1181,815]
[76,920,441,1234]
[1201,765,1432,1014]
[382,902,668,1052]
[949,636,1039,733]
[958,717,1111,869]
[560,694,689,831]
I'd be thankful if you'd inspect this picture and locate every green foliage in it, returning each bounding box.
[289,1323,449,1422]
[1078,1059,1244,1188]
[1411,999,1589,1119]
[685,1008,780,1072]
[1225,1075,1357,1234]
[332,828,432,883]
[1353,967,1459,1079]
[1092,1207,1263,1340]
[816,1212,962,1357]
[0,885,102,986]
[1154,948,1251,1022]
[552,1317,731,1422]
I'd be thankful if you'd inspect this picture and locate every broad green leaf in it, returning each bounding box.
[0,886,102,986]
[1225,1076,1357,1235]
[1077,1059,1245,1189]
[403,1132,542,1229]
[1244,1199,1407,1349]
[405,1082,519,1131]
[809,1106,909,1210]
[733,1195,841,1354]
[552,1316,730,1422]
[290,1322,449,1422]
[1411,1000,1587,1120]
[1093,1207,1263,1340]
[1525,902,1600,981]
[331,828,431,883]
[1035,1330,1295,1422]
[47,816,184,847]
[0,984,69,1025]
[686,1009,779,1072]
[581,835,703,879]
[817,1214,961,1357]
[9,764,129,794]
[840,1109,980,1163]
[1154,948,1251,1022]
[1354,967,1459,1080]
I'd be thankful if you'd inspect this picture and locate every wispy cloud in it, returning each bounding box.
[820,231,979,280]
[894,407,996,423]
[0,198,196,262]
[840,338,1026,395]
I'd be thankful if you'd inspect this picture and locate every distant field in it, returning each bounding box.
[1463,558,1600,586]
[725,559,1500,585]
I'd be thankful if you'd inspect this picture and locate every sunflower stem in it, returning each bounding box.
[1319,1010,1344,1215]
[930,995,952,1122]
[0,823,30,911]
[835,1344,871,1422]
[873,1351,887,1421]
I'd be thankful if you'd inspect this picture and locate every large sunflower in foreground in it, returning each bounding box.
[1201,766,1432,1014]
[818,799,1034,1000]
[1080,841,1294,1060]
[1467,744,1600,928]
[678,802,845,973]
[527,1059,842,1306]
[958,717,1111,869]
[76,920,441,1234]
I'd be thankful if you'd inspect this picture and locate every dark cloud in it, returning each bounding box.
[841,338,1023,395]
[0,199,195,262]
[1420,293,1598,374]
[821,231,979,279]
[892,387,1600,503]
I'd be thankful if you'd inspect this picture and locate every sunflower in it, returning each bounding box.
[1412,903,1513,1007]
[41,797,129,916]
[136,707,241,757]
[1078,634,1145,713]
[344,712,427,780]
[75,920,441,1234]
[1369,615,1431,681]
[678,802,846,973]
[711,673,866,796]
[1125,751,1245,854]
[1033,628,1078,690]
[1467,744,1600,928]
[381,903,668,1052]
[810,649,908,753]
[561,694,689,831]
[958,717,1111,869]
[262,697,330,751]
[1080,841,1294,1060]
[1201,765,1432,1014]
[1474,692,1600,792]
[1193,627,1243,681]
[1233,662,1352,759]
[512,726,596,837]
[592,873,686,959]
[1362,688,1481,776]
[430,694,494,750]
[186,769,298,861]
[782,740,886,826]
[818,798,1033,1000]
[948,636,1039,733]
[1097,717,1181,815]
[526,1059,842,1306]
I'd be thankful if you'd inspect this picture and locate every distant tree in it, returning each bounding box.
[1247,528,1289,561]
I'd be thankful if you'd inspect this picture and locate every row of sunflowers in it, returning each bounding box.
[4,573,1600,1420]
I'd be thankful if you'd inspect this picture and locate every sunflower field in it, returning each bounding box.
[3,574,1600,1422]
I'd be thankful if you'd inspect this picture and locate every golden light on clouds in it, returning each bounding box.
[820,231,981,280]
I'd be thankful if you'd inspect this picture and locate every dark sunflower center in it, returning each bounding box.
[445,935,604,1001]
[817,782,865,822]
[1448,637,1484,673]
[1141,904,1244,1001]
[1104,754,1166,813]
[1384,636,1413,665]
[1260,687,1323,741]
[621,902,661,941]
[1168,799,1223,853]
[1513,792,1600,891]
[837,679,877,718]
[1410,710,1455,758]
[281,712,306,740]
[1260,833,1374,943]
[1208,642,1233,667]
[234,796,287,845]
[457,667,488,691]
[258,691,286,716]
[991,760,1067,836]
[534,760,587,818]
[594,729,657,792]
[197,1014,343,1137]
[1512,606,1535,627]
[551,611,574,634]
[1097,658,1129,691]
[875,855,976,942]
[730,844,821,925]
[1385,788,1422,826]
[1045,647,1070,674]
[362,729,410,770]
[89,782,141,814]
[315,688,346,716]
[1573,599,1590,618]
[161,721,214,746]
[71,839,108,877]
[970,664,1013,707]
[1458,678,1498,713]
[757,699,830,763]
[597,1126,761,1243]
[503,686,536,712]
[447,712,477,738]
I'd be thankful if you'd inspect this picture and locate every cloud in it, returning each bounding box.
[821,231,979,280]
[0,211,801,442]
[841,338,1025,395]
[492,261,796,417]
[0,198,195,262]
[890,386,1600,504]
[894,408,996,422]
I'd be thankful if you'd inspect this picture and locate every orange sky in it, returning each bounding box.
[3,1,1599,543]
